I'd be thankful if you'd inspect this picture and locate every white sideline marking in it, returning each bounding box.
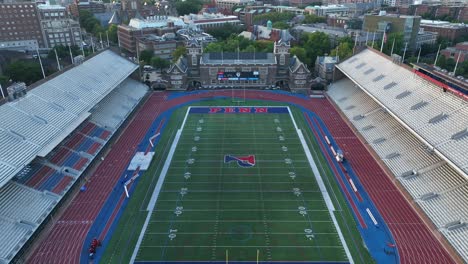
[129,107,191,263]
[287,107,354,264]
[325,136,330,145]
[330,146,336,156]
[366,208,378,226]
[349,179,357,192]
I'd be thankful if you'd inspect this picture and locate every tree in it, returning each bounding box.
[175,0,202,16]
[107,24,118,44]
[272,21,290,29]
[290,47,307,63]
[300,32,331,67]
[5,61,44,85]
[151,57,170,72]
[205,23,245,41]
[140,50,153,64]
[302,14,326,24]
[172,46,187,62]
[253,12,295,24]
[331,42,353,60]
[47,45,80,60]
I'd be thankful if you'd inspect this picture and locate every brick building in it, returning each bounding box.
[166,39,312,91]
[441,42,468,63]
[118,16,185,53]
[69,0,105,17]
[0,2,44,49]
[420,19,468,41]
[38,4,81,48]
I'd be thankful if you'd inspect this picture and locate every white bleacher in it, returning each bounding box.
[90,79,148,130]
[0,182,57,224]
[0,50,138,188]
[328,78,468,262]
[442,226,468,261]
[337,48,468,176]
[0,218,32,263]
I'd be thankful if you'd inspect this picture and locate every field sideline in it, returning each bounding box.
[99,100,374,264]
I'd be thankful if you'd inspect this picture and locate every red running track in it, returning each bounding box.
[27,90,455,264]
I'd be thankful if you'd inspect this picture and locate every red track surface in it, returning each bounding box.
[27,91,455,264]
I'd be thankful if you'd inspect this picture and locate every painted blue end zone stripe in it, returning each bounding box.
[189,106,289,114]
[133,261,349,264]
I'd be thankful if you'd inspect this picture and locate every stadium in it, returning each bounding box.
[0,46,466,264]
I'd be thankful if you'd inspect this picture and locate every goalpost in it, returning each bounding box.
[231,82,246,104]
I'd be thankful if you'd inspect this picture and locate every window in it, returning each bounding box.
[363,68,374,75]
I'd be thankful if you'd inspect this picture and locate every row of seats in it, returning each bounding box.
[338,49,468,175]
[0,182,57,224]
[0,50,139,187]
[328,78,468,262]
[0,218,32,262]
[90,79,148,130]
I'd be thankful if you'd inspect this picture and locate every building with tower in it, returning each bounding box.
[165,38,311,91]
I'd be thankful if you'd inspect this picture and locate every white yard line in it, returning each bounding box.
[287,107,354,264]
[130,107,192,263]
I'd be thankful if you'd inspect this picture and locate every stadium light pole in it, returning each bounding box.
[0,84,5,99]
[36,47,46,79]
[54,49,61,71]
[453,50,462,75]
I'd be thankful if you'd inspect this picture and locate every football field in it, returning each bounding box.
[133,106,351,263]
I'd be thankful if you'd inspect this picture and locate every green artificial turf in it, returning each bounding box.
[100,99,374,264]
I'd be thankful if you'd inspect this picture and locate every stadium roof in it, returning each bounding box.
[0,50,138,188]
[336,48,468,177]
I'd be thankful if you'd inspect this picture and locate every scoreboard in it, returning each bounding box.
[217,71,260,81]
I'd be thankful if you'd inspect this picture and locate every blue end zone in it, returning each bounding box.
[133,261,349,264]
[135,262,349,264]
[189,106,289,114]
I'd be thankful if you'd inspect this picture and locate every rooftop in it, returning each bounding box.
[201,52,276,65]
[128,16,186,29]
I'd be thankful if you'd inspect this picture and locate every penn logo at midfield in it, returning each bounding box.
[224,155,256,168]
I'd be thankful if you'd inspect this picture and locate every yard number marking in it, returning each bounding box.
[168,229,178,240]
[298,206,307,216]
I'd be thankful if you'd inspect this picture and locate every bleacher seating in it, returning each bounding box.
[0,218,32,263]
[0,182,57,224]
[328,77,468,262]
[90,78,148,130]
[0,50,138,188]
[0,72,148,262]
[337,49,468,175]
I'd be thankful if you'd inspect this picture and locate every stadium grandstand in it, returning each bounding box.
[329,48,468,261]
[0,50,148,263]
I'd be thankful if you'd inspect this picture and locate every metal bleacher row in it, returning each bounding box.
[0,50,148,263]
[328,77,468,261]
[0,50,138,187]
[90,79,149,130]
[336,49,468,176]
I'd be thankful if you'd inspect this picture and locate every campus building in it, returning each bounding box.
[37,4,81,48]
[165,39,312,91]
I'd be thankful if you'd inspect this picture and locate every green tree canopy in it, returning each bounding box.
[330,41,353,60]
[272,21,290,29]
[253,12,295,24]
[172,46,187,62]
[205,23,245,41]
[140,50,154,65]
[151,57,170,72]
[175,0,203,16]
[302,14,326,24]
[300,31,331,67]
[203,36,274,53]
[5,61,44,85]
